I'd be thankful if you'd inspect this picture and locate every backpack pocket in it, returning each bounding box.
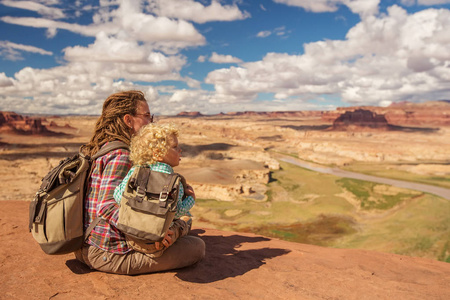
[117,195,176,242]
[116,167,180,242]
[29,155,88,254]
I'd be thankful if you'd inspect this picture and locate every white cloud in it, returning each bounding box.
[399,0,450,6]
[0,72,14,87]
[0,40,53,60]
[1,1,449,116]
[206,6,450,107]
[0,61,187,115]
[418,0,450,5]
[1,0,206,52]
[169,89,199,103]
[197,55,207,62]
[257,30,272,38]
[148,87,213,115]
[147,0,250,23]
[345,0,380,17]
[274,0,339,12]
[0,0,66,19]
[0,0,204,115]
[209,52,243,64]
[400,0,416,5]
[273,0,380,17]
[257,26,289,38]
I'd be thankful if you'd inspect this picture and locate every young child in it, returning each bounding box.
[113,123,195,254]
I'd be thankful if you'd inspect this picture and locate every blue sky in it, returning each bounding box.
[0,0,449,115]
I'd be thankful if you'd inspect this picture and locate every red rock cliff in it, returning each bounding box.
[0,111,58,135]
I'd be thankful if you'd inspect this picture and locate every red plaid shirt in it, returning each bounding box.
[84,145,132,254]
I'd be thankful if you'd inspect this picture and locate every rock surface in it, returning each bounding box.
[0,111,59,135]
[2,201,449,299]
[332,109,389,131]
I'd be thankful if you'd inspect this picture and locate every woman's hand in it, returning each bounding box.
[155,229,175,250]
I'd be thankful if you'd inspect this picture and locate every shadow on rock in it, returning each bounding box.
[65,259,96,275]
[388,124,440,133]
[180,143,235,158]
[282,124,332,131]
[176,229,291,283]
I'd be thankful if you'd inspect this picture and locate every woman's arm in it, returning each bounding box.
[154,219,189,250]
[96,149,132,226]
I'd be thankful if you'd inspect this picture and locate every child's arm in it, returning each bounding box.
[113,167,135,205]
[175,183,195,218]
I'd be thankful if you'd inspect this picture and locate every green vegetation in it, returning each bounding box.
[335,195,450,262]
[335,178,414,210]
[438,242,450,263]
[192,160,450,262]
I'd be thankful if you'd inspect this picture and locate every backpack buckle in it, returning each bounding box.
[159,191,169,201]
[135,186,146,203]
[159,185,170,208]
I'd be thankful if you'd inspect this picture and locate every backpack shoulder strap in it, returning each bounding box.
[176,173,188,200]
[92,141,129,160]
[178,173,187,189]
[134,166,151,202]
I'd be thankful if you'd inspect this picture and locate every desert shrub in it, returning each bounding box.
[438,241,450,263]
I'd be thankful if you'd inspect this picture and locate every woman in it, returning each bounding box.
[75,90,205,275]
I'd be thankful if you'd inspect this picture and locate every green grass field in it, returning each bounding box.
[192,160,450,262]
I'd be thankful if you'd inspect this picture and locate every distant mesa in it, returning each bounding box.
[48,120,75,129]
[332,109,389,131]
[0,111,63,136]
[177,111,204,117]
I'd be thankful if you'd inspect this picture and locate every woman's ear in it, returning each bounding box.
[123,114,133,129]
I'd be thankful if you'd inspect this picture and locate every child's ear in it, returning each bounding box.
[153,151,163,162]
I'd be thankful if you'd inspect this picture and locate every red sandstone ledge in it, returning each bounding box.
[2,201,449,299]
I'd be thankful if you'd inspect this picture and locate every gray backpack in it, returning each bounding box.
[116,166,186,242]
[29,141,128,255]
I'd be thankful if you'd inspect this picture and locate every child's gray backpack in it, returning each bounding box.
[116,166,186,242]
[29,141,128,255]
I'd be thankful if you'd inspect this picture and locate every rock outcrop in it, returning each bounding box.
[332,109,389,131]
[0,111,59,135]
[2,200,449,299]
[177,111,204,117]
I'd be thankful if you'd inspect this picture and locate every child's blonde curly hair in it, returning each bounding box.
[129,123,179,166]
